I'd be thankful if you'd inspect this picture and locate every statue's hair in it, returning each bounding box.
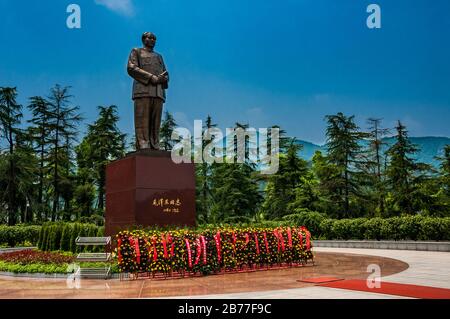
[142,32,156,43]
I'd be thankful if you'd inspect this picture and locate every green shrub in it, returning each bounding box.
[69,223,80,253]
[76,225,88,253]
[331,219,353,240]
[37,227,44,248]
[348,218,366,239]
[399,215,423,240]
[282,210,326,237]
[39,227,48,251]
[94,226,105,252]
[60,224,73,251]
[0,225,41,247]
[37,222,100,252]
[45,225,53,251]
[443,218,450,240]
[379,218,394,239]
[418,217,450,241]
[84,225,98,252]
[51,224,63,251]
[318,219,335,239]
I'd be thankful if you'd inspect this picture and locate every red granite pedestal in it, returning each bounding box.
[105,150,196,237]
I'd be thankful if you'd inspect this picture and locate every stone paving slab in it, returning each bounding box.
[0,251,406,299]
[313,247,450,289]
[158,286,410,299]
[160,247,449,299]
[313,240,450,252]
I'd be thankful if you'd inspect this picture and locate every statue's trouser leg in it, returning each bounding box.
[149,98,164,150]
[134,98,150,150]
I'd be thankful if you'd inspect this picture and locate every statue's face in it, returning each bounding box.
[143,35,156,49]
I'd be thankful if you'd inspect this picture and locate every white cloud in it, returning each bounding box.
[94,0,135,17]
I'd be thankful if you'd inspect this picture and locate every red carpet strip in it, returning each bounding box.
[297,277,344,284]
[319,279,450,299]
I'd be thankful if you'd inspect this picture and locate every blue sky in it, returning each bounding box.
[1,0,449,144]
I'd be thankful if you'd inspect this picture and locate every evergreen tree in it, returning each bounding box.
[79,105,126,211]
[206,123,262,222]
[196,115,217,224]
[159,110,177,151]
[13,132,39,223]
[46,85,82,220]
[27,96,52,220]
[310,150,340,215]
[440,145,450,199]
[73,182,96,218]
[385,121,430,215]
[438,145,450,215]
[324,112,366,218]
[262,141,309,219]
[209,162,262,223]
[366,118,390,215]
[289,173,322,213]
[0,87,23,225]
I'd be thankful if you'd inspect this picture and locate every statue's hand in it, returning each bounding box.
[150,75,159,85]
[157,74,169,84]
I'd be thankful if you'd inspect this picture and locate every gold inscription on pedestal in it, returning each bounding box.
[152,197,182,213]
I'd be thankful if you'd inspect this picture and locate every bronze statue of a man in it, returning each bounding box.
[127,32,169,150]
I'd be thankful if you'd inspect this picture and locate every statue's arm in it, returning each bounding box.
[160,55,169,89]
[127,48,153,85]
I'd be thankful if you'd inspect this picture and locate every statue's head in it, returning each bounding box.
[142,32,156,49]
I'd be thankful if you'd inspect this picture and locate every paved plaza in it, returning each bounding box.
[0,247,449,299]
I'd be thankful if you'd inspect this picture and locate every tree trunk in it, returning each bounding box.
[98,164,106,211]
[8,126,16,226]
[52,106,60,221]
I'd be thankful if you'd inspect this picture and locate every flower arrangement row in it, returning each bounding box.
[115,226,314,276]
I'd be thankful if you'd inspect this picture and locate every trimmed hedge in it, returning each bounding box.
[0,225,41,247]
[315,216,450,240]
[1,215,449,249]
[37,222,104,252]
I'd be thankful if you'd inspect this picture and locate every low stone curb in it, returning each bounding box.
[0,271,120,279]
[0,247,36,254]
[0,271,69,279]
[313,240,450,252]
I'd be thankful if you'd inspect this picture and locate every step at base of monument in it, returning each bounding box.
[74,267,111,279]
[75,237,111,246]
[76,253,111,262]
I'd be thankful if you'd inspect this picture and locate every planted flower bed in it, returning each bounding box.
[0,250,75,274]
[116,226,313,278]
[0,249,116,274]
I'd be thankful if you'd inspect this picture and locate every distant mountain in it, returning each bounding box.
[382,137,449,168]
[296,140,325,159]
[296,136,450,168]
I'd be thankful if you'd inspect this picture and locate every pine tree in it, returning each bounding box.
[440,145,450,197]
[196,115,217,224]
[73,183,96,218]
[385,121,430,215]
[366,118,390,215]
[0,87,23,225]
[438,145,450,215]
[262,141,309,219]
[324,112,366,218]
[27,96,52,220]
[13,132,39,223]
[209,162,262,223]
[159,110,177,151]
[46,85,82,220]
[206,121,262,222]
[78,105,126,211]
